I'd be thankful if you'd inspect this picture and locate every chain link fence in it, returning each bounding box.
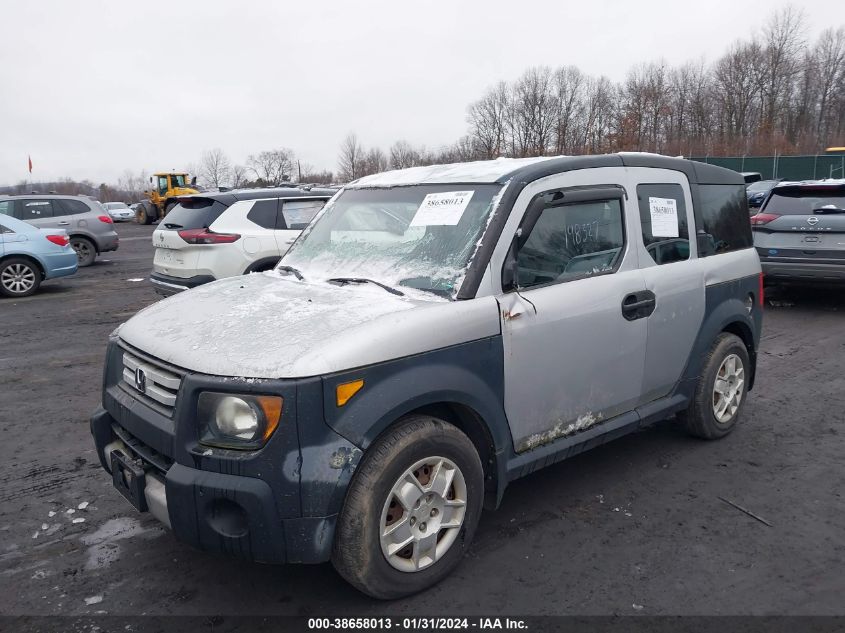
[689,154,845,181]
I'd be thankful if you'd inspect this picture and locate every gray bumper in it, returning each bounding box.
[761,260,845,283]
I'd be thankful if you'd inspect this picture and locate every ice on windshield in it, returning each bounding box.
[280,184,504,298]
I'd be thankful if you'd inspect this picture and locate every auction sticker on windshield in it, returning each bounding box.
[410,190,474,226]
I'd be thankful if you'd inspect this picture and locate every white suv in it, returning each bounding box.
[150,187,334,295]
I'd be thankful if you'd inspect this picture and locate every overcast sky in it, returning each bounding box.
[0,0,835,185]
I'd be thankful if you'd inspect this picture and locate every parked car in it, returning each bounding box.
[752,179,845,284]
[102,201,135,222]
[0,213,78,297]
[746,179,782,208]
[741,171,763,184]
[149,186,335,296]
[0,194,118,266]
[91,154,762,598]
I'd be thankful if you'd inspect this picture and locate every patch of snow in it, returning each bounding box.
[84,595,103,606]
[126,278,145,282]
[78,501,89,510]
[349,156,562,188]
[41,523,48,530]
[65,509,75,515]
[80,517,163,571]
[72,518,85,524]
[201,449,212,456]
[47,511,55,518]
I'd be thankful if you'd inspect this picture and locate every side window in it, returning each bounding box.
[637,184,690,265]
[280,199,326,230]
[19,200,55,220]
[158,176,169,195]
[60,199,91,215]
[247,199,278,229]
[515,196,625,289]
[0,220,14,234]
[696,185,753,256]
[0,201,14,217]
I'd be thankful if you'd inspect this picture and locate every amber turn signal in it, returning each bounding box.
[336,379,364,407]
[256,395,283,441]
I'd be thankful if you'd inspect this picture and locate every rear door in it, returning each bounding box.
[17,198,59,230]
[276,198,327,253]
[753,184,845,266]
[152,197,230,277]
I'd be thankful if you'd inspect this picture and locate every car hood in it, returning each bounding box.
[118,272,500,378]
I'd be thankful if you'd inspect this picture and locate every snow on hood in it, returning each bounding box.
[117,272,500,379]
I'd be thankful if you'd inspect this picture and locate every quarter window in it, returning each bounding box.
[637,184,690,265]
[60,199,91,215]
[281,199,325,230]
[516,197,625,289]
[0,201,13,217]
[247,199,278,229]
[697,184,753,256]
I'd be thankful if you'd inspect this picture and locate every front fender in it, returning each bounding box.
[322,336,511,455]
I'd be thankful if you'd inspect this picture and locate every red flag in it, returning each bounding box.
[28,156,32,173]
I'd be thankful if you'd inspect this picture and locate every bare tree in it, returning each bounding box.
[247,149,295,185]
[389,140,423,169]
[230,164,248,189]
[338,133,365,181]
[199,148,232,189]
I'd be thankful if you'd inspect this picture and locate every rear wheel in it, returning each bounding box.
[679,332,750,439]
[332,416,484,599]
[0,258,41,298]
[70,237,96,267]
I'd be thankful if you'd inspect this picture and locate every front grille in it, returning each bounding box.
[119,345,183,416]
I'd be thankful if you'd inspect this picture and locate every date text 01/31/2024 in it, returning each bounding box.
[307,617,529,630]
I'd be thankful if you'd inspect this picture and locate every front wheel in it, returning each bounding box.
[332,416,484,599]
[679,332,750,439]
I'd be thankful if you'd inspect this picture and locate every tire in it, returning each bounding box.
[70,236,97,267]
[678,332,750,439]
[135,207,151,225]
[0,257,42,298]
[332,415,484,599]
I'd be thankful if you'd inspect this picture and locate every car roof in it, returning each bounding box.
[771,179,845,191]
[0,193,96,201]
[179,186,337,205]
[347,152,743,188]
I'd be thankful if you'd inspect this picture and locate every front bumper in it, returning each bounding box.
[91,407,339,564]
[149,271,215,296]
[761,260,845,283]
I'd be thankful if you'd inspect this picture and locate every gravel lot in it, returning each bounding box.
[1,221,843,617]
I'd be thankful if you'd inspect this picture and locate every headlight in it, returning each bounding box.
[198,392,283,450]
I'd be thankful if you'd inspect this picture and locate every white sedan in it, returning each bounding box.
[101,201,135,222]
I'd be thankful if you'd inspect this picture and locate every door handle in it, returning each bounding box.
[622,291,656,321]
[58,221,70,225]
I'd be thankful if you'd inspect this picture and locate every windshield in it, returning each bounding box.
[281,184,503,297]
[172,174,187,187]
[765,187,845,214]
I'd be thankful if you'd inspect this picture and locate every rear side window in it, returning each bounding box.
[516,198,625,288]
[247,199,278,229]
[19,200,56,220]
[0,220,13,234]
[697,185,753,256]
[60,199,91,215]
[281,199,326,230]
[162,198,229,229]
[763,187,845,215]
[637,184,690,265]
[0,201,13,217]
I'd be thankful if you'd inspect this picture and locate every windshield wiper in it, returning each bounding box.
[163,222,183,229]
[277,265,305,281]
[327,277,405,296]
[812,207,845,214]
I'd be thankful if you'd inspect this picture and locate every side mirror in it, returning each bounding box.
[501,236,519,292]
[190,176,197,186]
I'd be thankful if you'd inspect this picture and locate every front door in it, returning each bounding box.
[498,182,649,453]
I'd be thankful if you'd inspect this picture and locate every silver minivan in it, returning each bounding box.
[90,154,763,598]
[0,194,119,266]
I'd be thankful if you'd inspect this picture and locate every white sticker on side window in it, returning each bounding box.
[648,196,679,237]
[410,191,474,227]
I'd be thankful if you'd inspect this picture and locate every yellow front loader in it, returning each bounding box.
[135,172,199,224]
